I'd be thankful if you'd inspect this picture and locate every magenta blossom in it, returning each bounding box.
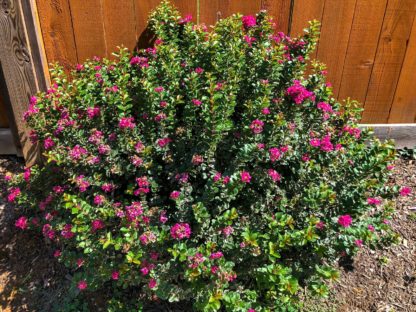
[209,251,224,260]
[111,271,120,280]
[242,15,256,28]
[367,197,382,206]
[91,219,105,232]
[148,278,157,289]
[354,239,363,247]
[399,186,411,197]
[250,119,264,134]
[43,137,55,150]
[118,117,136,129]
[269,147,282,162]
[7,187,21,203]
[61,224,75,239]
[338,215,353,228]
[170,223,191,240]
[170,191,181,200]
[154,86,164,93]
[192,99,202,106]
[15,216,28,230]
[86,106,100,119]
[157,137,172,148]
[240,171,251,183]
[286,80,315,104]
[94,195,105,206]
[267,169,281,182]
[179,14,192,24]
[77,280,87,290]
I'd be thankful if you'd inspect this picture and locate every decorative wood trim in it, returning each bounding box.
[0,0,47,164]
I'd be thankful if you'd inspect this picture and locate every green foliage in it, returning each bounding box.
[6,1,399,311]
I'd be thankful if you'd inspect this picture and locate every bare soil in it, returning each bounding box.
[0,156,415,311]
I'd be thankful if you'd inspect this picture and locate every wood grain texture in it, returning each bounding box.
[69,0,106,62]
[133,0,161,49]
[261,0,291,33]
[35,0,77,71]
[388,17,416,123]
[217,0,262,20]
[0,0,41,162]
[290,0,325,37]
[316,0,357,98]
[199,0,220,26]
[338,0,387,104]
[362,0,416,123]
[102,0,137,57]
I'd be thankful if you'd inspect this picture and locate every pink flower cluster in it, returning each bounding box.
[170,223,191,240]
[135,176,150,195]
[286,80,315,104]
[250,119,264,134]
[268,146,288,162]
[7,187,21,203]
[242,15,256,28]
[240,171,252,183]
[118,117,136,129]
[338,215,352,228]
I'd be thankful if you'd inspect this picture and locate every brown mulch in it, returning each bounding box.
[0,156,415,312]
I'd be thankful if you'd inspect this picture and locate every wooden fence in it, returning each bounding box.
[35,0,416,124]
[1,0,416,161]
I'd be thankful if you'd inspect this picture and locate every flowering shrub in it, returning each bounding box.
[5,1,405,311]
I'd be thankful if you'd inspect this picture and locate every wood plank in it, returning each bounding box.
[69,0,106,62]
[172,0,198,20]
[388,16,416,123]
[134,0,198,49]
[0,0,42,162]
[133,0,161,49]
[316,0,357,98]
[102,0,137,56]
[362,0,416,123]
[21,0,50,89]
[217,0,262,20]
[199,0,220,26]
[35,0,78,71]
[261,0,292,34]
[338,0,387,105]
[290,0,325,37]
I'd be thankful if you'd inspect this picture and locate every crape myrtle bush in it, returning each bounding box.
[5,1,408,311]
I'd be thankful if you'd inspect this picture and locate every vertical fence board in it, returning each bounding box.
[388,18,416,123]
[70,0,106,62]
[316,0,357,98]
[290,0,325,61]
[261,0,291,34]
[199,0,220,26]
[290,0,325,37]
[102,0,137,56]
[35,0,77,71]
[338,0,387,104]
[172,0,198,18]
[0,0,42,162]
[362,0,416,123]
[133,0,161,49]
[217,0,262,20]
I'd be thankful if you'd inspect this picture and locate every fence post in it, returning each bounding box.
[0,0,49,164]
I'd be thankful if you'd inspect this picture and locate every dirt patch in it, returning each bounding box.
[0,156,415,311]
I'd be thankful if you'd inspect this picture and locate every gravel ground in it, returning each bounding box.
[0,156,415,312]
